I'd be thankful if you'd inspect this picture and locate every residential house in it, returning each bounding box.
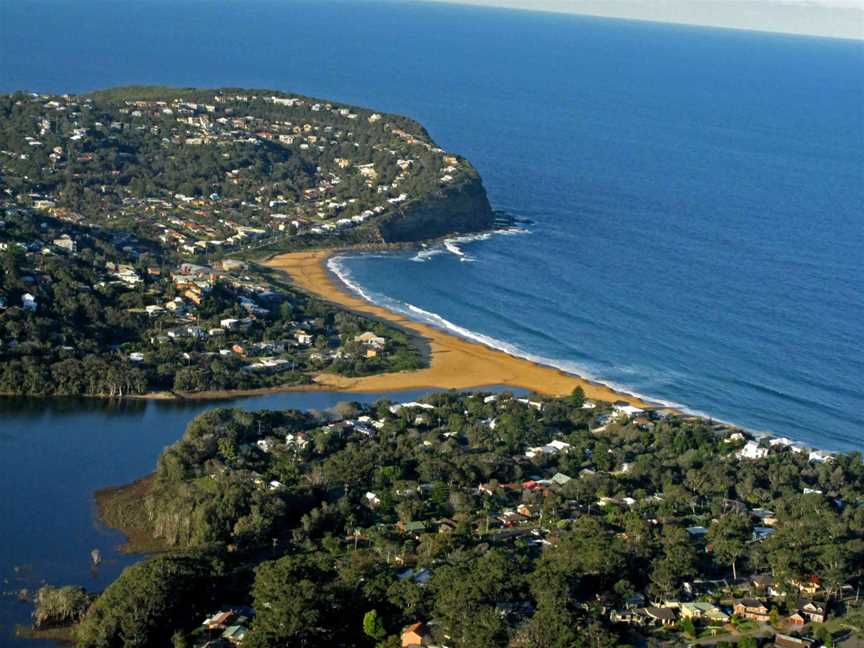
[399,520,427,535]
[751,574,783,598]
[401,622,430,647]
[285,432,309,450]
[203,610,236,630]
[774,634,814,648]
[734,599,770,622]
[613,404,644,419]
[751,508,778,526]
[643,607,677,626]
[256,438,278,453]
[686,526,709,538]
[610,608,649,626]
[801,601,826,624]
[787,612,806,626]
[550,472,572,486]
[355,331,387,348]
[791,577,821,596]
[53,235,76,253]
[679,602,729,624]
[221,624,248,645]
[525,439,571,459]
[737,440,769,460]
[397,568,432,585]
[21,293,37,311]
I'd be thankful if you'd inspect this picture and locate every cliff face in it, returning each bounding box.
[374,173,495,243]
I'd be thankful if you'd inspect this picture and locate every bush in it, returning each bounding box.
[76,556,212,648]
[32,585,91,629]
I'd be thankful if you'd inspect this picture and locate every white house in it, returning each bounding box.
[525,439,571,459]
[285,432,309,450]
[613,404,644,418]
[809,450,833,463]
[389,402,435,414]
[517,398,544,411]
[354,331,386,349]
[21,293,37,311]
[737,440,768,460]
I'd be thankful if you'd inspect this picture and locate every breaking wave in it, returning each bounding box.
[327,253,689,412]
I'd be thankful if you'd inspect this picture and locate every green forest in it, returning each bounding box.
[49,391,864,648]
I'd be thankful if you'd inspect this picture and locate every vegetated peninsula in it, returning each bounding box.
[53,392,863,647]
[0,86,494,397]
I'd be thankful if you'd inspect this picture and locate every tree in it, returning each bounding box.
[363,609,387,642]
[569,386,585,408]
[172,631,191,648]
[247,554,340,648]
[679,617,696,638]
[708,513,753,581]
[76,556,210,648]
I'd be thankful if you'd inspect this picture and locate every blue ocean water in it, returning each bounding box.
[1,0,863,451]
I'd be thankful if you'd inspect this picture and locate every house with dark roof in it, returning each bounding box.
[734,598,770,622]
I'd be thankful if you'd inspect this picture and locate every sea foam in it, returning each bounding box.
[327,253,689,412]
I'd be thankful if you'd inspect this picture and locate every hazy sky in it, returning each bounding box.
[423,0,864,40]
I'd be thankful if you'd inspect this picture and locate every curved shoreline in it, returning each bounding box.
[264,249,654,407]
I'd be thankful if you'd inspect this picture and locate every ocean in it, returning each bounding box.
[1,0,863,451]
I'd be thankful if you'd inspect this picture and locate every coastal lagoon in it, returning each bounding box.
[0,388,514,645]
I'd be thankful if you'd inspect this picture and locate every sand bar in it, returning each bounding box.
[266,250,651,406]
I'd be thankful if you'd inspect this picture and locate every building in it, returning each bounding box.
[355,331,386,348]
[21,293,37,311]
[679,602,729,624]
[221,624,248,645]
[401,622,430,647]
[203,610,236,630]
[801,601,826,623]
[737,440,769,460]
[734,599,770,622]
[774,634,814,648]
[644,607,677,626]
[53,235,76,253]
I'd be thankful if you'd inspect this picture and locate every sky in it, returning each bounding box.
[422,0,864,40]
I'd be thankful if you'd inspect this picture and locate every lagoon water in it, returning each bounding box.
[6,0,859,449]
[0,389,474,644]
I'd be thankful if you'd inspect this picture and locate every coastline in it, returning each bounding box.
[264,249,653,407]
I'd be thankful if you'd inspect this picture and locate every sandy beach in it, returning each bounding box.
[265,250,651,406]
